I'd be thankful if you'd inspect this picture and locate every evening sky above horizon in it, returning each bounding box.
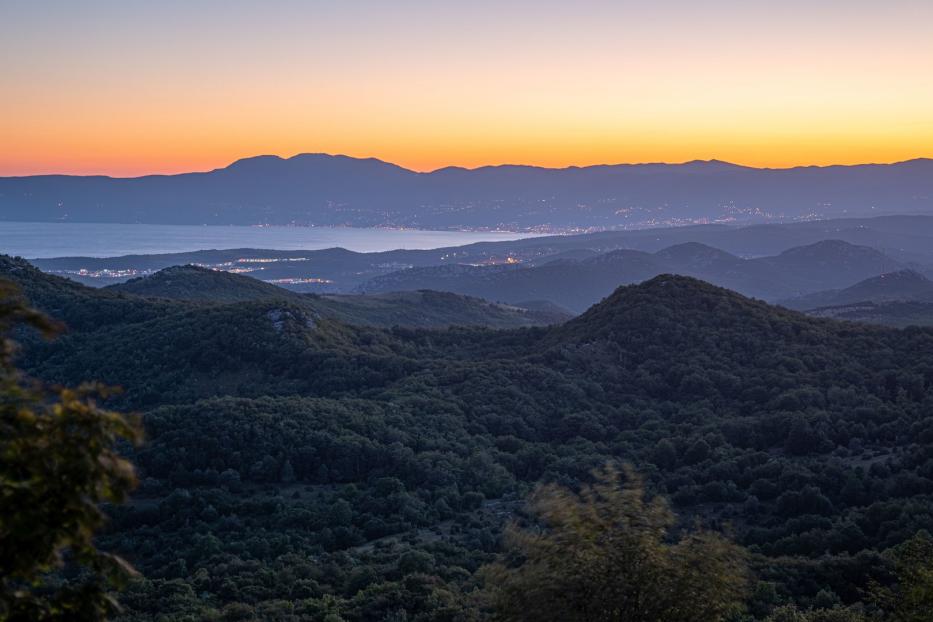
[2,0,932,177]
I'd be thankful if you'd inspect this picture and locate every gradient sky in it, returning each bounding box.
[2,0,932,176]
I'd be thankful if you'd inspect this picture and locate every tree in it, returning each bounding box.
[0,280,141,621]
[280,458,296,483]
[684,439,711,465]
[482,464,750,622]
[765,604,867,622]
[870,531,933,622]
[785,419,824,456]
[651,439,678,469]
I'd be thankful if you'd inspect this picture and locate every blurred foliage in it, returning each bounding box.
[0,280,140,621]
[482,464,749,621]
[869,531,933,622]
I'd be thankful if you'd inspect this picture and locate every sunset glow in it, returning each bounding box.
[2,0,932,176]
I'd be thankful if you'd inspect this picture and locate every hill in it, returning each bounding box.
[0,255,178,331]
[107,264,301,302]
[2,257,563,332]
[7,265,933,619]
[512,298,576,319]
[310,290,572,328]
[3,154,933,228]
[781,269,933,310]
[651,242,792,298]
[805,300,933,327]
[755,239,903,293]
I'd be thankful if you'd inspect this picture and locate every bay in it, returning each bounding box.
[0,221,542,259]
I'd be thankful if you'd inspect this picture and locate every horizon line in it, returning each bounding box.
[4,152,933,180]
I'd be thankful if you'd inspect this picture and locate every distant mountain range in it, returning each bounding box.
[27,215,933,293]
[23,214,933,317]
[2,154,932,229]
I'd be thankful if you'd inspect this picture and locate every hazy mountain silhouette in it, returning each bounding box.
[355,240,902,312]
[2,154,932,228]
[753,239,903,293]
[780,269,933,310]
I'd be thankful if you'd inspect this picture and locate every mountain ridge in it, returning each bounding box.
[3,153,932,229]
[355,239,903,312]
[11,153,933,179]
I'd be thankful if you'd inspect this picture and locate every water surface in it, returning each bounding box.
[0,222,542,258]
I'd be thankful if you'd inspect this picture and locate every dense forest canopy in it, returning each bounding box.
[2,254,933,621]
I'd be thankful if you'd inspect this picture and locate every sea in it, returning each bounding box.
[0,221,544,259]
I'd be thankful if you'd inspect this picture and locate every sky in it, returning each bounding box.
[1,0,932,176]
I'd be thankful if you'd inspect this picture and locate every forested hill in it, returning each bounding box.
[107,263,570,327]
[0,256,564,334]
[7,264,933,620]
[108,264,303,302]
[0,255,179,331]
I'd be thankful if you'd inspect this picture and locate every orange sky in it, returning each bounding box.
[1,1,931,176]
